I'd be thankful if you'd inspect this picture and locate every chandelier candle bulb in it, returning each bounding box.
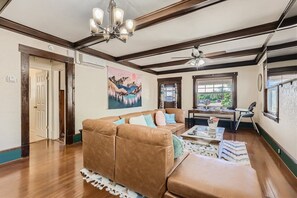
[93,8,104,25]
[113,7,124,25]
[120,27,129,41]
[89,19,99,34]
[125,19,135,33]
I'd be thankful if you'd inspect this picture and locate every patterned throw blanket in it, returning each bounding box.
[81,140,251,198]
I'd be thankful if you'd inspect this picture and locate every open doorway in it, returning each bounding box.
[29,57,66,144]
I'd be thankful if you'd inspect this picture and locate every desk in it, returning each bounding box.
[188,109,236,131]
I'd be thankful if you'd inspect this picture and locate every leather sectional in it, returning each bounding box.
[82,108,262,198]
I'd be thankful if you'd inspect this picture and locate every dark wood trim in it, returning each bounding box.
[157,77,182,109]
[268,54,297,63]
[0,0,12,14]
[192,72,238,109]
[19,45,74,63]
[141,48,261,69]
[268,65,297,76]
[135,0,224,31]
[117,22,278,61]
[255,0,297,63]
[78,47,116,62]
[21,53,30,157]
[157,60,255,75]
[0,17,73,48]
[267,40,297,51]
[19,45,76,157]
[73,0,225,49]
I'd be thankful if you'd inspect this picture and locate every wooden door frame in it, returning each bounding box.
[157,77,182,109]
[19,44,75,157]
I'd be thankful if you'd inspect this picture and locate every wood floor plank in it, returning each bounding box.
[0,129,296,198]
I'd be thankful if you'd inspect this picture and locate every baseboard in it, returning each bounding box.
[73,133,82,143]
[0,147,22,164]
[185,118,253,130]
[257,124,297,177]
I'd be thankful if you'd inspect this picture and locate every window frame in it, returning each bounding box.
[192,72,238,109]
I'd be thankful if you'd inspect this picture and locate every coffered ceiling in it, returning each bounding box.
[0,0,296,75]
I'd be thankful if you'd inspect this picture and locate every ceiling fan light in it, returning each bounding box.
[125,19,135,33]
[120,27,129,41]
[93,8,104,25]
[198,58,205,66]
[89,18,99,34]
[113,7,124,25]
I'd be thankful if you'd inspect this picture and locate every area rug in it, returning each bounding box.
[81,140,250,198]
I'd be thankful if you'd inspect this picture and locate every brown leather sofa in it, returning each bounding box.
[82,108,262,198]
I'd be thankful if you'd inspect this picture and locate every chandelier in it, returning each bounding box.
[89,0,136,43]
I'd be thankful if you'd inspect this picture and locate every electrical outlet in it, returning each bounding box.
[6,75,17,83]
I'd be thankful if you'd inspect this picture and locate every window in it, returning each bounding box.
[163,85,176,102]
[158,77,182,108]
[193,73,237,109]
[264,62,297,122]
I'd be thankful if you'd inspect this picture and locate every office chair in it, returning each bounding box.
[235,102,259,134]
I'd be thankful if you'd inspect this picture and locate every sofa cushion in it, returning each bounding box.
[165,113,177,124]
[172,135,184,159]
[142,110,158,124]
[166,108,185,123]
[120,112,143,123]
[129,115,148,126]
[167,154,262,198]
[158,123,184,133]
[143,114,157,128]
[156,111,166,126]
[113,118,125,125]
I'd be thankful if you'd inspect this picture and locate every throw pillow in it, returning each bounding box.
[172,134,184,159]
[155,111,166,126]
[113,118,125,125]
[143,114,157,128]
[165,113,176,124]
[129,115,148,126]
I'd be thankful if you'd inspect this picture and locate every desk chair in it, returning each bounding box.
[235,102,259,134]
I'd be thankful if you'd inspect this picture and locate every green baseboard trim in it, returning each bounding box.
[257,124,297,177]
[0,147,22,164]
[73,133,82,143]
[185,118,253,129]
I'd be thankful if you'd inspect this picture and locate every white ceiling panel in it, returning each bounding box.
[0,0,179,42]
[133,34,268,66]
[286,2,297,18]
[269,27,297,46]
[268,47,297,58]
[152,55,257,72]
[91,0,290,56]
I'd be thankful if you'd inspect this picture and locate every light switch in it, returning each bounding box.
[6,75,17,83]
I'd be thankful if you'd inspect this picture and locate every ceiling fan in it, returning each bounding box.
[171,45,226,67]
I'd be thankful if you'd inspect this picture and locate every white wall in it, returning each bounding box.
[256,58,297,161]
[158,65,259,121]
[0,28,157,151]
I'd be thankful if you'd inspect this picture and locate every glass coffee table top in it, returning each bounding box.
[181,125,225,142]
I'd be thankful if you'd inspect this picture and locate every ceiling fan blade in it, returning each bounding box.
[204,51,226,58]
[171,57,192,59]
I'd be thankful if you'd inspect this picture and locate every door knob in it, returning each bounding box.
[33,106,37,109]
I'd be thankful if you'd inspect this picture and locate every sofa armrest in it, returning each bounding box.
[165,108,185,123]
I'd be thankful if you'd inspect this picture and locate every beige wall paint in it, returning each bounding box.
[256,58,297,161]
[0,28,157,151]
[158,65,259,121]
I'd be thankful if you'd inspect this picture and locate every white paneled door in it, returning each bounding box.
[35,70,48,138]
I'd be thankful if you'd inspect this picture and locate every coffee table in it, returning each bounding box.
[181,125,225,158]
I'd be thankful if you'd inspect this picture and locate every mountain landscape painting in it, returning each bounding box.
[107,66,142,109]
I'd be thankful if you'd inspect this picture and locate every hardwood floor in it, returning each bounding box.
[0,128,296,198]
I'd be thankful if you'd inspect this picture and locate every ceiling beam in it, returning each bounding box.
[73,0,225,49]
[255,0,297,63]
[0,0,11,14]
[156,60,256,75]
[141,48,262,70]
[0,17,74,48]
[267,40,297,51]
[116,16,297,62]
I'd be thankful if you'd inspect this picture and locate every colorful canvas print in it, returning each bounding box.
[108,66,142,109]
